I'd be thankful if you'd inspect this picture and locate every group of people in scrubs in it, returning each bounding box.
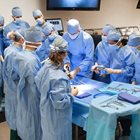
[0,6,140,140]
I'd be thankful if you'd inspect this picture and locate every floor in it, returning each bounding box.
[0,121,129,140]
[0,122,10,140]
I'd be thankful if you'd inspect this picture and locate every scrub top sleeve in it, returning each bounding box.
[50,79,73,110]
[79,37,94,72]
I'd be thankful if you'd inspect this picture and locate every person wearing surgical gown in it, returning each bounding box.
[16,27,42,140]
[35,37,78,140]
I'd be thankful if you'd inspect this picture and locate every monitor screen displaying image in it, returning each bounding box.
[47,0,101,10]
[46,18,63,32]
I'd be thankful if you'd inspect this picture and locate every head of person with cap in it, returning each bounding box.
[0,15,4,32]
[43,24,57,42]
[128,34,140,51]
[7,30,25,47]
[102,24,116,43]
[32,9,45,26]
[107,30,122,48]
[66,19,81,40]
[12,7,23,25]
[49,37,68,68]
[24,26,42,51]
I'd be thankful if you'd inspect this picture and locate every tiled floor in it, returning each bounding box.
[0,122,10,140]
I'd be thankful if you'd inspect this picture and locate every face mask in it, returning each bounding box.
[48,34,56,42]
[108,44,119,52]
[36,18,44,25]
[102,35,107,42]
[15,18,22,24]
[68,32,79,40]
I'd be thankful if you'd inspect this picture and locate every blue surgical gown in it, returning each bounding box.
[36,40,50,62]
[132,52,140,85]
[3,21,30,47]
[16,51,42,140]
[109,45,135,83]
[3,45,22,130]
[36,35,61,62]
[35,59,73,140]
[94,40,110,83]
[63,30,95,78]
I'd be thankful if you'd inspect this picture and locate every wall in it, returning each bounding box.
[0,0,43,25]
[41,0,140,30]
[0,0,140,30]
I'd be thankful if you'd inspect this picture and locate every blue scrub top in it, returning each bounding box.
[63,30,95,78]
[3,20,30,47]
[109,45,135,83]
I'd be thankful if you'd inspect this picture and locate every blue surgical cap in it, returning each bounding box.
[107,30,121,41]
[32,9,42,18]
[0,15,4,25]
[12,7,22,17]
[127,34,140,47]
[43,24,53,36]
[24,27,42,43]
[50,37,68,52]
[67,19,80,34]
[102,24,116,35]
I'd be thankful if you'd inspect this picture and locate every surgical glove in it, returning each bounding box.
[100,74,107,78]
[64,63,71,77]
[132,81,136,85]
[0,55,4,62]
[69,68,80,79]
[91,62,100,74]
[105,68,122,74]
[71,86,79,96]
[64,63,70,72]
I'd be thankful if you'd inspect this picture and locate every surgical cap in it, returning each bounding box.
[67,19,80,34]
[107,30,121,41]
[12,7,22,17]
[102,24,115,35]
[0,15,4,25]
[127,34,140,47]
[24,27,42,43]
[50,37,68,52]
[32,9,42,18]
[43,24,53,36]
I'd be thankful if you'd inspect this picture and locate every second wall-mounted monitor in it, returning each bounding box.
[47,0,101,11]
[46,18,64,33]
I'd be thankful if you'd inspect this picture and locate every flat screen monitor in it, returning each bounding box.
[137,0,140,9]
[46,18,64,32]
[47,0,101,10]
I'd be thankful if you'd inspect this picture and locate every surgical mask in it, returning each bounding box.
[23,41,42,50]
[15,18,22,24]
[48,34,56,42]
[102,35,107,42]
[23,44,42,50]
[36,18,44,25]
[68,32,79,40]
[108,44,119,53]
